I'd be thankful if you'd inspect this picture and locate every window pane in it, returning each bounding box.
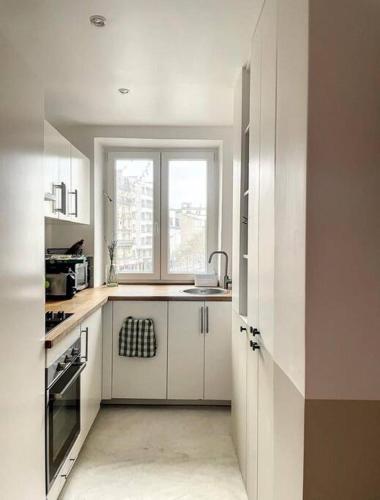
[168,160,207,274]
[115,159,154,273]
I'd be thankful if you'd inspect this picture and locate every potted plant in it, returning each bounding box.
[106,240,118,287]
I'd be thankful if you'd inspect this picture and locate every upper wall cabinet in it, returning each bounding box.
[70,144,90,224]
[43,121,90,224]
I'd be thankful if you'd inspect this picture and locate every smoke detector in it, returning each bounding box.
[90,15,106,27]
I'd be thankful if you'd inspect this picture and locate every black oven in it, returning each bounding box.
[46,338,86,491]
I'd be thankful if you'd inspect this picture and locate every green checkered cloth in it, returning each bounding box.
[119,316,157,358]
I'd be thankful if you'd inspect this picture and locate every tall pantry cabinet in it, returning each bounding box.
[233,0,380,499]
[232,0,277,499]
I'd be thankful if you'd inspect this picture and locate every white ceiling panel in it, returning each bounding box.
[0,0,256,126]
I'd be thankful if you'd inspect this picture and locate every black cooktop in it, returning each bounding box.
[45,311,73,334]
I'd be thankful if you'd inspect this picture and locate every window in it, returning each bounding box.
[107,150,218,282]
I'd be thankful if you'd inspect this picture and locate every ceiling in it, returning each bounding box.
[0,0,256,127]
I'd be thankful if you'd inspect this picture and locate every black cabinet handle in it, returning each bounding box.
[250,340,260,351]
[250,327,261,336]
[240,326,247,333]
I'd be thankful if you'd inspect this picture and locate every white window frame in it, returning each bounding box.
[106,149,218,283]
[161,150,218,281]
[107,151,161,282]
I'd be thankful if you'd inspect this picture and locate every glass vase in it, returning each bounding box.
[106,262,118,287]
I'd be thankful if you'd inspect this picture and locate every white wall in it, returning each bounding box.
[45,124,233,286]
[0,33,45,499]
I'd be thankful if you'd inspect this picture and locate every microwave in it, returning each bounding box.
[46,251,89,299]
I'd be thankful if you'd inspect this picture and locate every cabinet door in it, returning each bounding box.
[204,301,232,400]
[43,121,60,218]
[247,15,261,333]
[246,334,259,500]
[112,301,168,399]
[167,301,204,400]
[232,72,243,315]
[70,145,90,224]
[246,18,262,500]
[56,132,71,221]
[256,0,276,498]
[231,311,248,484]
[258,0,276,358]
[80,308,102,443]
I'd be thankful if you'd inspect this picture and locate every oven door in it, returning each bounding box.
[46,361,86,490]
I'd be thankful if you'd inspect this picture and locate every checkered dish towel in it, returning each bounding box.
[119,316,157,358]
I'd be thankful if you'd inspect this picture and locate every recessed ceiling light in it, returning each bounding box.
[118,88,130,94]
[89,15,106,27]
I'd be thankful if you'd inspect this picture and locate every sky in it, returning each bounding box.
[116,158,208,209]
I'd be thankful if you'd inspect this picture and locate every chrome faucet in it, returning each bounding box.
[208,251,232,290]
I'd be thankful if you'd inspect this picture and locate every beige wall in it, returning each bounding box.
[305,0,380,400]
[304,400,380,500]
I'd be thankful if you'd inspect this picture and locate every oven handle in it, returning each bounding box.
[50,362,86,400]
[80,326,89,362]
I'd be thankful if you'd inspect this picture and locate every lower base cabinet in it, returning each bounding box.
[246,331,259,500]
[231,317,277,500]
[108,300,232,402]
[231,311,261,500]
[112,301,168,400]
[47,308,103,500]
[231,311,248,482]
[168,301,232,401]
[167,301,204,399]
[80,308,103,444]
[204,301,232,400]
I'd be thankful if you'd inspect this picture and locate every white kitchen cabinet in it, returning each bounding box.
[231,311,248,483]
[44,121,59,218]
[44,120,70,219]
[257,341,274,500]
[43,120,90,224]
[112,301,168,399]
[69,144,90,224]
[168,300,232,401]
[247,15,261,336]
[167,301,205,400]
[57,136,72,223]
[231,0,276,497]
[47,309,102,500]
[246,333,259,500]
[256,1,276,497]
[80,308,103,444]
[204,301,232,400]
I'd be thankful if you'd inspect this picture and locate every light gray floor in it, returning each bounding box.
[60,406,247,500]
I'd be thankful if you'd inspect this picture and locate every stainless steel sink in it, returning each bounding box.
[183,288,226,295]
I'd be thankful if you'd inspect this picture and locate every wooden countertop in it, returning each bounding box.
[45,285,231,348]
